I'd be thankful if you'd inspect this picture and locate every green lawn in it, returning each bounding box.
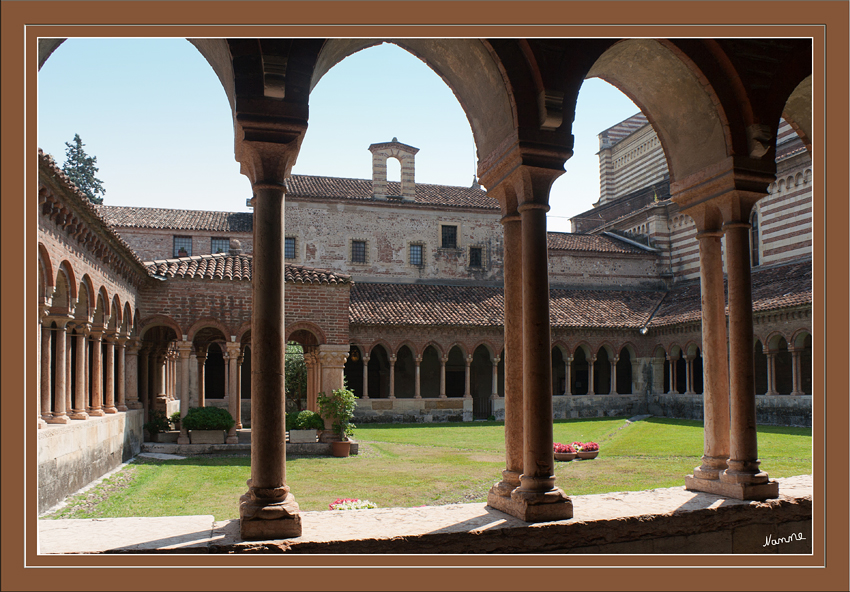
[45,417,812,521]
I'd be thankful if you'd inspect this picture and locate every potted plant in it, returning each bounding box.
[287,410,324,443]
[574,441,600,460]
[143,410,177,443]
[553,442,577,461]
[182,406,235,444]
[317,387,357,457]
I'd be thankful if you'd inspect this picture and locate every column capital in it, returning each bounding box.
[235,118,308,187]
[316,344,350,368]
[671,157,774,226]
[361,354,370,364]
[225,341,242,356]
[465,354,473,365]
[414,355,422,364]
[493,356,501,365]
[440,355,448,364]
[389,354,397,364]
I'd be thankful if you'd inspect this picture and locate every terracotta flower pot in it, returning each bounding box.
[554,452,577,461]
[577,450,599,460]
[330,440,351,458]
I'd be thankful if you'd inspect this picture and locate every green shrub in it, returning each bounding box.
[182,406,235,431]
[295,410,325,430]
[317,387,357,440]
[169,411,182,429]
[143,410,170,435]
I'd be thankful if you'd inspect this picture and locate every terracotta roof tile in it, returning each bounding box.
[145,254,351,285]
[350,283,664,328]
[285,175,499,210]
[649,260,812,327]
[97,205,252,232]
[547,232,651,254]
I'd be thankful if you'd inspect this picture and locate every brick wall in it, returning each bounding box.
[113,228,254,262]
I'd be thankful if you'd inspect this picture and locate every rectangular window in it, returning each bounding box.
[211,237,230,254]
[173,236,192,258]
[352,240,367,263]
[285,237,296,260]
[441,225,458,249]
[410,244,423,267]
[469,247,483,268]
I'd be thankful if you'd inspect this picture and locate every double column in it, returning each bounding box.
[484,155,572,522]
[225,341,242,444]
[677,161,778,500]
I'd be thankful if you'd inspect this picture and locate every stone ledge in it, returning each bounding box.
[38,475,812,555]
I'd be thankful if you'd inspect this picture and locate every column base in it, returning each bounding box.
[38,417,47,429]
[88,408,105,417]
[239,489,302,540]
[127,401,144,409]
[46,415,70,424]
[488,487,572,522]
[69,411,89,420]
[685,474,779,500]
[117,405,128,412]
[177,429,190,445]
[103,407,118,414]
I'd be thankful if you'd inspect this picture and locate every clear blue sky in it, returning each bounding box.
[37,39,641,233]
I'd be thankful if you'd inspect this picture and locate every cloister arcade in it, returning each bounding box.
[37,36,813,538]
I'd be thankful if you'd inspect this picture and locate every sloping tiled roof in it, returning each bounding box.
[350,283,664,328]
[145,254,351,285]
[547,232,651,254]
[351,260,812,329]
[286,175,499,210]
[648,260,813,327]
[98,205,253,232]
[38,150,150,272]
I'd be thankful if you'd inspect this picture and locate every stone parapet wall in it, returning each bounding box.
[648,393,812,427]
[354,398,473,423]
[37,409,144,514]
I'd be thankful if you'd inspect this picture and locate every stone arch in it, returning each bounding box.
[586,39,728,182]
[110,295,123,331]
[38,244,55,295]
[51,265,72,314]
[285,322,326,346]
[138,315,183,339]
[236,322,253,344]
[395,340,419,358]
[782,74,812,153]
[311,40,515,165]
[343,344,366,399]
[419,344,443,399]
[188,318,231,342]
[754,339,768,395]
[552,344,567,397]
[616,344,636,395]
[572,345,590,396]
[366,342,391,399]
[471,344,495,418]
[73,281,91,322]
[445,344,468,398]
[470,339,498,359]
[393,344,417,399]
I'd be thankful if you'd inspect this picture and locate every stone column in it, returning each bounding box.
[317,345,350,439]
[304,351,318,411]
[226,341,241,444]
[463,354,472,399]
[237,130,306,539]
[685,225,731,489]
[197,347,207,408]
[789,348,804,396]
[189,349,199,407]
[414,355,422,399]
[610,357,618,395]
[237,353,244,428]
[668,353,678,394]
[176,340,193,445]
[720,220,774,494]
[138,347,150,418]
[126,339,142,410]
[510,169,571,521]
[115,337,128,412]
[89,331,105,416]
[388,354,397,399]
[47,318,71,423]
[564,356,572,396]
[488,210,523,505]
[439,355,448,398]
[684,354,695,395]
[103,333,117,413]
[71,324,89,419]
[587,355,596,396]
[491,356,500,399]
[361,353,370,399]
[765,351,778,395]
[40,321,53,422]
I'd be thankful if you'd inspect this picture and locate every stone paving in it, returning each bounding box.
[37,475,812,555]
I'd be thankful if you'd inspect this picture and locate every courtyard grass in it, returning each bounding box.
[45,417,812,522]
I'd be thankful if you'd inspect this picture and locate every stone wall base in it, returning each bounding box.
[685,475,781,500]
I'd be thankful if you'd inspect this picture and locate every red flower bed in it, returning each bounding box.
[553,442,576,454]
